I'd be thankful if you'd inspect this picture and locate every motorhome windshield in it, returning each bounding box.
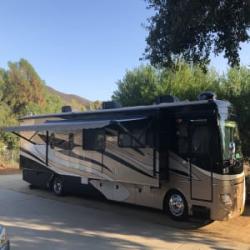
[220,121,242,160]
[220,120,243,174]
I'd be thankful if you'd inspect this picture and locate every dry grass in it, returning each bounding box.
[0,161,20,175]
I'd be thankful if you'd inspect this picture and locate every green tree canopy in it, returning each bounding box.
[113,63,250,156]
[145,0,250,68]
[0,59,64,149]
[3,59,46,115]
[112,66,160,106]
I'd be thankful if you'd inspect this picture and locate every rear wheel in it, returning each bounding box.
[29,184,37,190]
[165,190,188,221]
[52,176,64,196]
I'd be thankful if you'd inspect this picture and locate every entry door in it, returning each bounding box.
[188,119,213,202]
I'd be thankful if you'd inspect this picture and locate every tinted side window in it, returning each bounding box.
[83,129,105,151]
[118,129,148,148]
[50,132,74,150]
[68,133,74,150]
[176,122,189,156]
[191,125,210,155]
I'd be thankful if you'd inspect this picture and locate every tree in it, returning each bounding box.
[0,103,18,149]
[0,59,65,150]
[43,89,63,114]
[112,63,250,156]
[219,67,250,156]
[144,0,250,68]
[3,59,46,115]
[159,62,220,100]
[112,63,219,106]
[112,65,160,106]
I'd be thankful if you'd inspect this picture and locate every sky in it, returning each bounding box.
[0,0,249,101]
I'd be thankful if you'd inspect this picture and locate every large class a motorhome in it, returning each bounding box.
[5,94,246,221]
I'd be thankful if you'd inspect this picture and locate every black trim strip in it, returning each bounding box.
[21,144,154,178]
[23,167,51,174]
[103,151,154,178]
[21,148,46,165]
[13,132,37,145]
[169,168,189,177]
[190,198,213,202]
[57,149,113,173]
[46,131,49,165]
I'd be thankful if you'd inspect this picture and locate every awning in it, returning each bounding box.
[4,117,147,133]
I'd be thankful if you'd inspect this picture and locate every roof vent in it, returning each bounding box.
[155,95,180,104]
[198,91,216,101]
[102,101,121,109]
[61,106,72,113]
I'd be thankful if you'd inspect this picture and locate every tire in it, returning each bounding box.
[52,176,64,196]
[164,190,188,221]
[29,184,37,190]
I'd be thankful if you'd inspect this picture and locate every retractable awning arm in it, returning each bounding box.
[12,132,38,145]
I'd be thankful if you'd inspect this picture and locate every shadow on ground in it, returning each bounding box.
[0,175,249,250]
[0,188,246,250]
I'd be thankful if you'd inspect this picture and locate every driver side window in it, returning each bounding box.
[191,125,210,155]
[176,121,189,156]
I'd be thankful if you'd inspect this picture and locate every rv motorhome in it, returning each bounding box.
[5,97,246,221]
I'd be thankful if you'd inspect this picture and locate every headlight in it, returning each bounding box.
[0,226,8,247]
[220,194,233,208]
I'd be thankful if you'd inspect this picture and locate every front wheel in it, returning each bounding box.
[165,190,188,221]
[52,177,64,196]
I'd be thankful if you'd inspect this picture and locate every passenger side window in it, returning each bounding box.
[83,129,105,151]
[176,121,189,155]
[49,132,74,150]
[191,125,210,155]
[50,133,55,149]
[36,131,47,145]
[68,133,74,150]
[118,129,146,148]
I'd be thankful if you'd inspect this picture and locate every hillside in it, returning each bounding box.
[46,86,91,111]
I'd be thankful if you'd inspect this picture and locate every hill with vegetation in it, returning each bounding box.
[46,86,90,111]
[0,58,100,151]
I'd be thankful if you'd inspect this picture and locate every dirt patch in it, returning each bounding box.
[0,163,20,175]
[0,168,21,175]
[198,204,250,244]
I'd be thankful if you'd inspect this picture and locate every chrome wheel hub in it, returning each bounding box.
[54,181,62,194]
[169,194,185,217]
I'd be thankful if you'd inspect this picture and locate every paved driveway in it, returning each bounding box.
[0,174,249,250]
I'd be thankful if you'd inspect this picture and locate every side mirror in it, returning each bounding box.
[229,142,235,153]
[229,142,236,160]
